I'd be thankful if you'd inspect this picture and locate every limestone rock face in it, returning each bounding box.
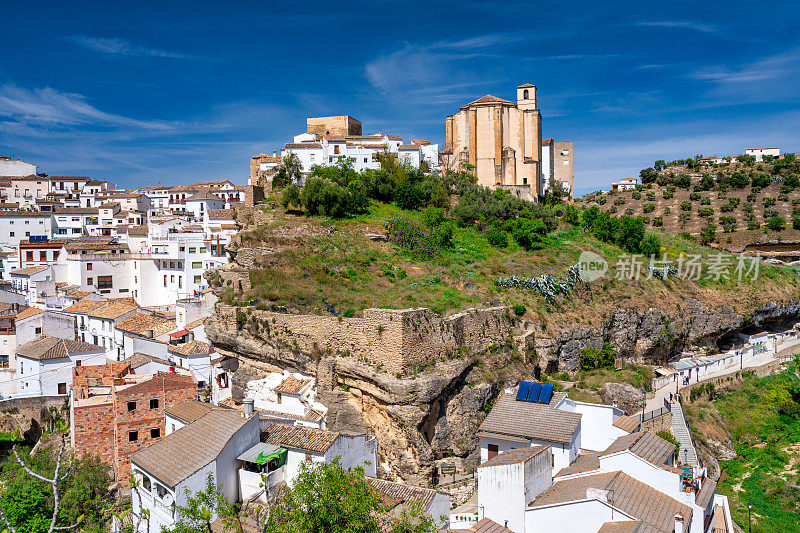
[601,382,645,415]
[207,289,800,480]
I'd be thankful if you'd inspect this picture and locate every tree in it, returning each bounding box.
[766,215,787,231]
[266,459,436,533]
[280,184,301,209]
[640,234,661,258]
[281,153,303,186]
[700,223,717,245]
[579,343,617,371]
[654,160,667,172]
[163,475,240,533]
[0,437,98,533]
[548,180,567,204]
[639,167,658,184]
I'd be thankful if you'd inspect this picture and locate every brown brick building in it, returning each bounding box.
[71,364,198,486]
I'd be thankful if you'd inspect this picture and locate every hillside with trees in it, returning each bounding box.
[579,154,800,251]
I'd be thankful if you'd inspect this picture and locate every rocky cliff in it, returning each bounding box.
[206,295,800,481]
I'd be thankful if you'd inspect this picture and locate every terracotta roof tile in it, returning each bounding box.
[274,375,310,394]
[477,445,549,468]
[530,471,693,533]
[365,477,437,510]
[10,266,48,276]
[15,307,44,321]
[477,392,580,444]
[601,432,675,465]
[165,399,218,424]
[117,313,176,337]
[612,415,641,434]
[132,409,250,487]
[87,298,138,320]
[16,335,103,360]
[63,299,108,314]
[168,340,213,356]
[207,209,234,220]
[262,423,339,453]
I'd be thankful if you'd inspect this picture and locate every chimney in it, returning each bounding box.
[674,514,684,533]
[243,398,254,418]
[272,151,277,157]
[145,329,154,339]
[586,488,612,503]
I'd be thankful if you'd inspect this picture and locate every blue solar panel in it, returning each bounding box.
[527,382,543,402]
[537,383,554,404]
[516,381,532,401]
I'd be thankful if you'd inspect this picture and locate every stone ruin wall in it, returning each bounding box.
[215,305,515,374]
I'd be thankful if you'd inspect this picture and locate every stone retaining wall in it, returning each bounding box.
[216,305,515,374]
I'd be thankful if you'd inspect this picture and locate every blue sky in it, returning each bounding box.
[1,1,799,195]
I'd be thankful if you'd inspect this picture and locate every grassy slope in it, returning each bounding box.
[685,364,800,533]
[224,200,800,334]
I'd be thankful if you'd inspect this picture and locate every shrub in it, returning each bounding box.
[794,217,800,230]
[652,216,663,227]
[766,215,787,231]
[513,304,527,316]
[763,196,777,208]
[698,207,714,218]
[640,234,661,258]
[579,343,617,371]
[752,173,772,188]
[509,218,548,251]
[643,203,655,213]
[343,308,355,318]
[662,190,673,200]
[614,196,626,206]
[639,167,658,184]
[281,183,301,209]
[485,226,508,248]
[680,201,692,211]
[384,212,454,257]
[700,197,711,205]
[300,176,356,218]
[748,220,761,230]
[689,192,701,201]
[700,223,716,245]
[631,191,642,200]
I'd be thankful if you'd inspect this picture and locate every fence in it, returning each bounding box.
[635,398,671,423]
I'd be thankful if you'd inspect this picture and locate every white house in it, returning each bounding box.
[611,177,638,191]
[477,387,581,475]
[16,336,105,396]
[184,191,224,221]
[0,211,52,247]
[477,445,554,533]
[0,156,38,177]
[261,423,377,486]
[245,372,328,429]
[130,409,261,533]
[744,147,780,162]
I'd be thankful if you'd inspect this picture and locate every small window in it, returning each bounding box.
[192,262,202,269]
[57,382,67,395]
[305,454,312,462]
[87,277,93,286]
[523,89,529,99]
[87,263,93,271]
[488,443,499,459]
[128,431,138,442]
[200,247,206,253]
[127,401,136,412]
[150,428,161,439]
[189,247,196,253]
[35,327,42,335]
[150,398,159,409]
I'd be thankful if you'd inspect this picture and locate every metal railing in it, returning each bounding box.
[676,395,702,467]
[635,398,672,423]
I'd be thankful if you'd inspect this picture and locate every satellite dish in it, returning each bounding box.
[162,493,174,506]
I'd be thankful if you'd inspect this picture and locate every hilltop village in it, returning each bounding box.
[7,83,800,533]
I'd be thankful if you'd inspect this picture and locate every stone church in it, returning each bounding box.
[444,84,572,202]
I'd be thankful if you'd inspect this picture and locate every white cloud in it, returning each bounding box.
[688,46,800,103]
[64,35,193,60]
[0,84,174,130]
[637,21,719,34]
